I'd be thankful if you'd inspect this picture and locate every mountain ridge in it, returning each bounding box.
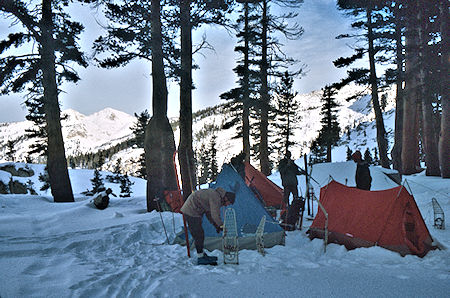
[0,83,396,176]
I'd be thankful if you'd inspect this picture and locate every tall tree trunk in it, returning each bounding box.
[285,108,291,154]
[417,0,440,176]
[402,1,421,175]
[367,7,389,169]
[145,0,177,211]
[439,0,450,178]
[41,0,74,202]
[242,3,251,162]
[391,2,404,172]
[178,0,196,200]
[326,144,332,163]
[259,0,271,175]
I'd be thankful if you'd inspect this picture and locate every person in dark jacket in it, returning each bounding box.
[352,150,372,190]
[230,151,246,180]
[180,187,235,265]
[278,151,306,207]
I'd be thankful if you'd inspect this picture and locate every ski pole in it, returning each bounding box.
[156,197,170,244]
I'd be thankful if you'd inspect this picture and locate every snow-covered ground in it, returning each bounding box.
[0,161,449,297]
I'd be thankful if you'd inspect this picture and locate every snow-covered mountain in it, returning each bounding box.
[0,84,396,175]
[0,107,136,163]
[186,83,395,167]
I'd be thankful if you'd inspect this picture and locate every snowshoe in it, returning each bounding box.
[197,256,218,266]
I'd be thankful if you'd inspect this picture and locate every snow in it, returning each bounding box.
[0,162,449,297]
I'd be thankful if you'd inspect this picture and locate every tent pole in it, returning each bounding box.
[304,154,311,216]
[314,195,328,253]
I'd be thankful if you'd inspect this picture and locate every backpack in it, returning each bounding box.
[93,191,110,210]
[282,197,305,231]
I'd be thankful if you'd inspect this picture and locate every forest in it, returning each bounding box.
[0,0,448,211]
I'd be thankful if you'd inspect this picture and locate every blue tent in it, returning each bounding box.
[175,164,285,251]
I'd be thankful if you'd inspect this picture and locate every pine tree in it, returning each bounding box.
[120,174,134,197]
[364,148,373,165]
[438,0,450,178]
[273,71,300,156]
[177,0,232,200]
[334,0,390,169]
[26,179,37,195]
[196,143,210,185]
[106,158,122,183]
[0,0,88,202]
[132,110,150,148]
[24,96,47,158]
[132,110,150,179]
[39,167,51,192]
[406,1,441,177]
[220,1,260,160]
[222,0,304,175]
[95,0,178,211]
[346,147,353,161]
[208,135,218,182]
[309,140,327,164]
[6,140,16,162]
[315,85,341,162]
[373,147,380,165]
[255,0,304,175]
[90,169,105,194]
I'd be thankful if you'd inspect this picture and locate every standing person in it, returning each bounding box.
[180,187,235,265]
[352,150,372,190]
[230,151,246,180]
[278,151,305,207]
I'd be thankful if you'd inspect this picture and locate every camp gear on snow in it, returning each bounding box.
[223,207,239,265]
[307,180,436,257]
[164,190,184,213]
[93,188,115,210]
[281,197,305,231]
[174,164,285,251]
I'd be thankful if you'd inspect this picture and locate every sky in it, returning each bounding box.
[0,0,362,123]
[0,160,449,297]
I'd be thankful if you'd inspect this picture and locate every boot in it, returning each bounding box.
[203,253,218,261]
[197,256,217,266]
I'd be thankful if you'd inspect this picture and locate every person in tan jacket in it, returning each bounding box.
[180,187,235,265]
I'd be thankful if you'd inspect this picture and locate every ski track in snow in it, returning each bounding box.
[1,162,449,297]
[1,215,449,297]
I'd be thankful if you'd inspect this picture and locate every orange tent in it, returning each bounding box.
[244,162,285,209]
[307,180,435,257]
